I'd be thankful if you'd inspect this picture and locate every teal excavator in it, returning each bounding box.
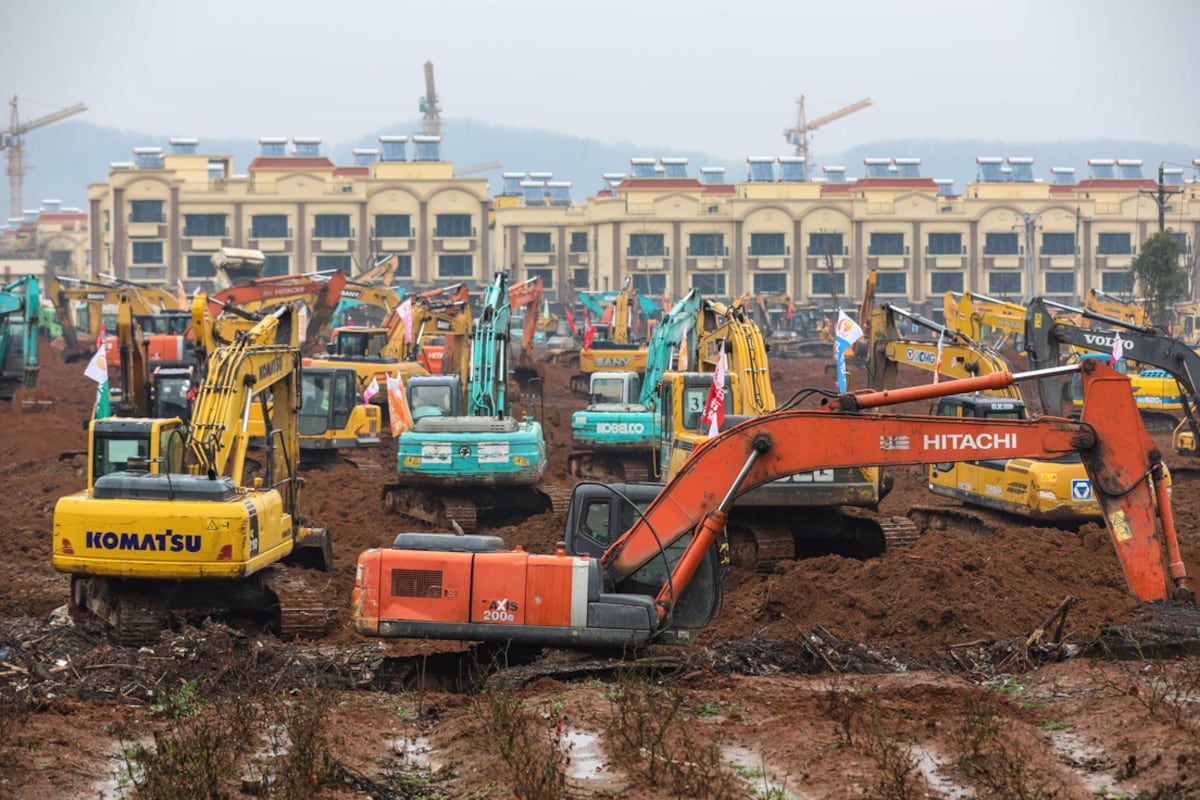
[1,275,40,401]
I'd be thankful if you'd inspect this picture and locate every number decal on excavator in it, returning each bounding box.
[403,456,422,467]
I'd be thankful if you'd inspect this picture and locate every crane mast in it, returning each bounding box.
[3,96,87,219]
[420,60,441,137]
[783,95,871,164]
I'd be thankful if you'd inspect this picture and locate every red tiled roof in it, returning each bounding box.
[820,183,855,195]
[334,166,369,177]
[701,184,736,195]
[617,178,704,190]
[248,156,336,170]
[37,213,88,222]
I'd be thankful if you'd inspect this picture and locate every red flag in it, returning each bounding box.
[564,306,577,334]
[786,301,795,321]
[700,343,726,437]
[583,316,596,349]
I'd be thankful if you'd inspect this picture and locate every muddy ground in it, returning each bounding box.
[1,339,1199,799]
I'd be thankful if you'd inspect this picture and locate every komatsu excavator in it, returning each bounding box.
[866,301,1101,527]
[1,275,40,401]
[353,360,1192,648]
[53,302,332,645]
[383,271,553,532]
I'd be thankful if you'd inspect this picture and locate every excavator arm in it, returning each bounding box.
[468,272,512,417]
[695,299,775,414]
[114,297,149,417]
[639,289,701,406]
[507,275,543,373]
[209,270,347,356]
[944,290,1026,346]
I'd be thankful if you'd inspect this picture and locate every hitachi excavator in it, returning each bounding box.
[866,301,1101,527]
[568,289,702,482]
[1,275,40,401]
[383,271,553,532]
[353,360,1192,648]
[655,298,910,569]
[53,302,333,645]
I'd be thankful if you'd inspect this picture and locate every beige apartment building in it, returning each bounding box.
[1,201,90,279]
[495,156,1200,316]
[87,136,488,293]
[86,140,1198,317]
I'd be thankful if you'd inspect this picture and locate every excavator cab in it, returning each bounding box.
[408,375,461,420]
[87,417,186,488]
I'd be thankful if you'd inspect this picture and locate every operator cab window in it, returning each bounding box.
[592,378,625,404]
[683,381,733,432]
[580,499,611,546]
[94,436,149,479]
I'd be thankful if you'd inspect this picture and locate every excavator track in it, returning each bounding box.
[71,576,168,647]
[262,566,331,641]
[539,483,576,515]
[906,504,1021,539]
[566,452,653,483]
[442,498,479,534]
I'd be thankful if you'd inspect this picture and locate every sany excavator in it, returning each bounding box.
[331,280,402,329]
[383,271,554,532]
[866,301,1101,527]
[53,302,333,645]
[1024,296,1200,451]
[310,283,471,410]
[353,360,1192,648]
[571,277,659,394]
[654,297,908,568]
[569,289,702,482]
[1,275,40,401]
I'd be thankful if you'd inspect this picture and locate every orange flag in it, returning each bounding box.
[386,372,414,437]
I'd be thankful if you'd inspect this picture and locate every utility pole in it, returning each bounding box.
[1015,212,1041,302]
[1139,163,1171,233]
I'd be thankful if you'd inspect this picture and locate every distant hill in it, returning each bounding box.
[8,119,1197,221]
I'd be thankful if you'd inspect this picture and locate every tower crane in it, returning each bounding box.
[783,95,871,165]
[2,96,87,219]
[419,60,441,138]
[453,161,502,177]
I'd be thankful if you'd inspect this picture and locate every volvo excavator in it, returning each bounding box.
[1,275,40,401]
[866,301,1102,528]
[383,271,553,532]
[53,302,333,645]
[568,289,702,482]
[353,360,1192,648]
[654,298,911,569]
[1024,296,1200,452]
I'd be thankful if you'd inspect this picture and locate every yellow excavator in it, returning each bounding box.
[866,301,1102,530]
[53,302,332,645]
[942,290,1026,350]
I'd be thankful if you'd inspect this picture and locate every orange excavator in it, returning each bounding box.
[353,360,1192,648]
[508,274,545,388]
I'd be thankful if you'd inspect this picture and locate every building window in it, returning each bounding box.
[385,254,413,277]
[808,232,844,256]
[570,232,588,252]
[687,232,725,256]
[251,214,289,238]
[930,272,963,294]
[435,214,472,238]
[1042,232,1075,256]
[1044,272,1075,295]
[1098,232,1132,255]
[810,272,845,295]
[984,232,1019,256]
[631,274,666,295]
[439,254,473,278]
[183,214,226,237]
[754,274,788,295]
[130,200,164,223]
[527,268,554,289]
[186,254,214,278]
[572,268,589,289]
[927,233,962,255]
[868,232,904,256]
[1101,271,1134,293]
[877,272,907,295]
[132,241,164,264]
[47,250,72,268]
[313,214,351,238]
[987,272,1022,297]
[524,232,553,253]
[749,233,786,256]
[691,273,726,295]
[317,255,351,272]
[374,214,411,238]
[1170,232,1189,254]
[264,255,290,277]
[628,233,665,257]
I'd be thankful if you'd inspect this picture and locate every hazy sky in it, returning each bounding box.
[4,0,1198,160]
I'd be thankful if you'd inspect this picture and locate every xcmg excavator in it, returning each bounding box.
[655,298,909,569]
[568,289,702,482]
[353,360,1192,648]
[866,301,1101,527]
[1024,296,1200,451]
[53,302,333,645]
[1,275,40,401]
[383,271,553,532]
